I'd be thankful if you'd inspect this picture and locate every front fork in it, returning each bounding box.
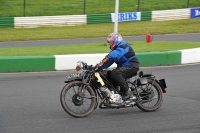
[79,72,92,95]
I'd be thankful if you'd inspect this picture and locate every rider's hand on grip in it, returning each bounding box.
[94,64,102,72]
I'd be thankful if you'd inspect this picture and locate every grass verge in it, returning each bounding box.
[0,19,200,42]
[0,41,200,56]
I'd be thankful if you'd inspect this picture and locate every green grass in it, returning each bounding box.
[0,19,200,42]
[0,0,200,17]
[1,41,200,56]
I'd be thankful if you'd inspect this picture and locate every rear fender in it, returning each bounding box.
[147,77,167,93]
[139,72,167,93]
[156,79,167,93]
[146,78,167,93]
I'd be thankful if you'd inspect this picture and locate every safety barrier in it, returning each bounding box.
[0,7,199,28]
[152,8,190,21]
[87,14,112,24]
[14,15,87,28]
[1,48,200,73]
[0,56,55,72]
[0,17,14,28]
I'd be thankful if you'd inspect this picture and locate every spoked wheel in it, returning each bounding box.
[136,78,163,112]
[60,81,97,118]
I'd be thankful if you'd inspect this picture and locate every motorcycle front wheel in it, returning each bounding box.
[60,81,97,118]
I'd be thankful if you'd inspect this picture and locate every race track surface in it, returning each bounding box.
[1,64,200,133]
[0,33,200,48]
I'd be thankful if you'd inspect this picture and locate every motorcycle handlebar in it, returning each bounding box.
[85,64,100,73]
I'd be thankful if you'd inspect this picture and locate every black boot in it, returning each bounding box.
[122,89,136,100]
[122,90,132,100]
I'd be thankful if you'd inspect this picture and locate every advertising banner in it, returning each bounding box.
[190,8,200,18]
[111,12,141,22]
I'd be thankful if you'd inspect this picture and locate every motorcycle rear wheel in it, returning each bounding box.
[60,81,96,118]
[136,78,164,112]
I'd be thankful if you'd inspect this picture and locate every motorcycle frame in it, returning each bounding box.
[64,67,167,109]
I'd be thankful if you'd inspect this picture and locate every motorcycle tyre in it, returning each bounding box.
[136,78,164,112]
[60,81,97,118]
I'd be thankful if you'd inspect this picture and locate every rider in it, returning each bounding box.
[95,33,140,100]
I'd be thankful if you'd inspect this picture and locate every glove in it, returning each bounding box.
[94,56,109,72]
[94,62,103,72]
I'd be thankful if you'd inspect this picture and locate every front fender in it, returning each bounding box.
[64,78,82,83]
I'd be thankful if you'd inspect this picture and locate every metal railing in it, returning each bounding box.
[0,0,199,17]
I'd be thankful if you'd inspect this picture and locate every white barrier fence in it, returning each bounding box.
[14,15,87,28]
[180,48,200,64]
[54,48,200,71]
[12,8,197,28]
[152,8,190,21]
[55,54,117,70]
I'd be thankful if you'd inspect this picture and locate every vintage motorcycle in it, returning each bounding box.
[60,61,167,118]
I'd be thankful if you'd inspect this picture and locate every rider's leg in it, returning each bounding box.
[111,66,139,100]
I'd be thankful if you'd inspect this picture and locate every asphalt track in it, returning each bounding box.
[1,64,200,133]
[0,33,200,48]
[0,33,200,133]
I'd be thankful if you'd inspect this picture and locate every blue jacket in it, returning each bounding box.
[101,40,139,70]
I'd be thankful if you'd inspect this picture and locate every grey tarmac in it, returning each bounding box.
[0,33,199,48]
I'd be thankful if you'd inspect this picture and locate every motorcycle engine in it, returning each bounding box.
[100,87,123,104]
[109,93,123,104]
